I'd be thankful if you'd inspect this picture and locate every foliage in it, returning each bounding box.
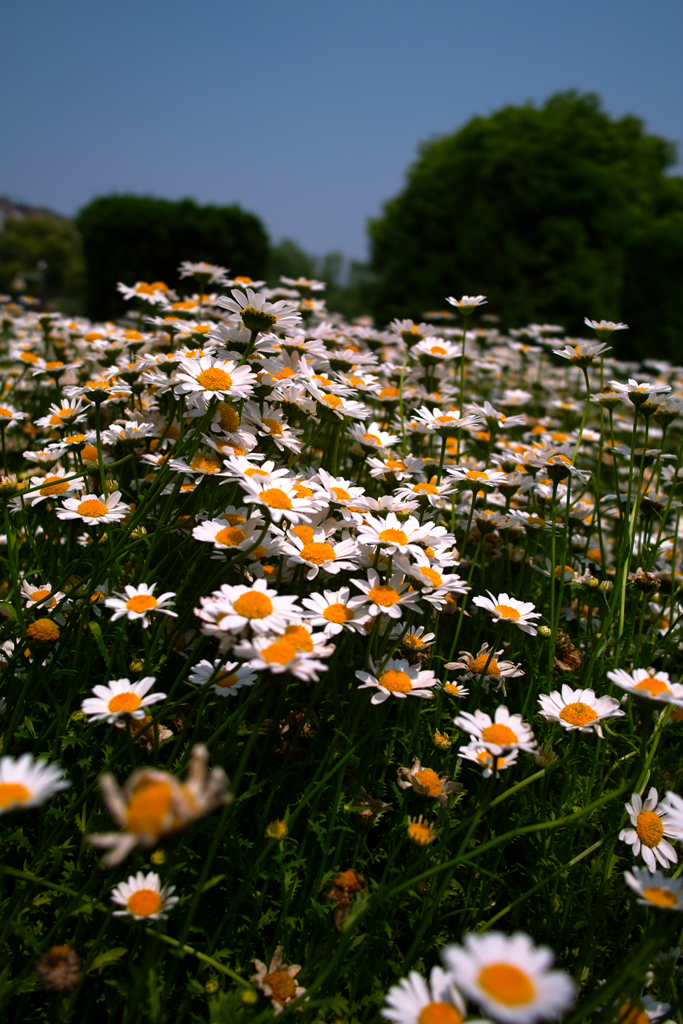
[76,196,269,321]
[0,274,682,1023]
[0,215,84,308]
[368,91,683,359]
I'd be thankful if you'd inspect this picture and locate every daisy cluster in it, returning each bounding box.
[1,264,683,1019]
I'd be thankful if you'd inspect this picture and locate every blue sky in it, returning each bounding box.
[1,0,681,260]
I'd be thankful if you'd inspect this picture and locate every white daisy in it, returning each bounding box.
[350,569,421,620]
[355,657,438,704]
[239,474,316,524]
[453,707,537,756]
[20,581,67,611]
[187,659,257,696]
[234,634,328,681]
[381,966,466,1024]
[472,592,541,635]
[458,744,519,779]
[0,754,70,814]
[56,491,130,525]
[173,355,256,408]
[110,871,178,920]
[441,931,575,1024]
[191,517,264,553]
[280,528,358,580]
[105,583,177,628]
[195,580,301,637]
[446,295,488,313]
[25,469,84,505]
[619,788,683,871]
[607,668,683,707]
[301,587,371,636]
[624,866,683,911]
[81,676,166,723]
[356,512,434,558]
[538,685,624,737]
[216,287,302,334]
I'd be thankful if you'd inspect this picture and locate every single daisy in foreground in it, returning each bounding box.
[454,706,537,757]
[446,644,524,692]
[458,744,519,779]
[110,871,178,920]
[81,676,166,723]
[381,966,466,1024]
[607,668,683,706]
[472,592,541,635]
[397,758,461,807]
[105,583,177,628]
[442,931,575,1024]
[619,788,682,871]
[301,587,371,636]
[624,866,683,911]
[356,658,438,704]
[251,945,306,1015]
[538,685,624,738]
[187,659,257,696]
[406,815,437,846]
[57,491,130,525]
[351,569,421,620]
[0,754,70,814]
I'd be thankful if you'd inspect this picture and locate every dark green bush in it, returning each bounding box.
[77,195,269,320]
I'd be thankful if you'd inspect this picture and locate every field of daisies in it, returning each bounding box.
[1,263,682,1024]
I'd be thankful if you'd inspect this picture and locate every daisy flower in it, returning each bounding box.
[110,871,178,920]
[442,680,470,699]
[553,340,611,366]
[355,657,438,704]
[607,668,683,706]
[351,569,421,620]
[356,512,434,558]
[56,491,130,525]
[381,966,466,1024]
[414,406,481,436]
[448,466,508,490]
[25,469,84,505]
[458,744,519,779]
[584,317,628,336]
[0,403,27,428]
[105,583,177,628]
[21,581,66,611]
[187,659,257,696]
[195,580,301,637]
[538,684,624,737]
[251,946,306,1015]
[216,287,302,335]
[301,587,371,636]
[442,931,575,1024]
[173,355,256,407]
[446,645,524,691]
[87,744,231,866]
[472,592,541,635]
[280,528,358,580]
[348,421,400,450]
[234,634,328,681]
[619,788,682,871]
[239,473,315,524]
[0,754,70,814]
[397,758,461,807]
[406,815,437,846]
[81,676,166,723]
[624,866,683,911]
[191,517,264,553]
[454,707,537,756]
[446,295,488,313]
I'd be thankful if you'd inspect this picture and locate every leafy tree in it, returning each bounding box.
[368,91,683,358]
[77,195,269,320]
[0,215,84,306]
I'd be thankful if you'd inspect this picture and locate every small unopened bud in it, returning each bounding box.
[538,625,552,638]
[265,819,288,841]
[241,988,259,1004]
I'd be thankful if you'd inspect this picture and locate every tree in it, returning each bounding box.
[0,214,84,307]
[368,92,683,358]
[77,195,269,320]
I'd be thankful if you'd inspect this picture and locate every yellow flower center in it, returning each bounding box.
[368,585,400,607]
[40,477,70,496]
[618,1005,651,1024]
[413,482,438,494]
[322,394,343,409]
[363,433,381,444]
[331,486,351,500]
[262,417,283,435]
[232,592,274,619]
[0,782,31,808]
[26,618,60,642]
[494,604,521,620]
[217,403,240,432]
[214,671,239,689]
[221,513,246,526]
[127,889,163,917]
[378,669,412,693]
[379,528,408,545]
[560,702,598,727]
[293,484,314,497]
[418,1003,462,1024]
[282,624,313,652]
[195,367,232,391]
[261,640,297,666]
[30,589,51,603]
[380,387,399,400]
[445,683,463,695]
[292,524,314,544]
[126,594,158,613]
[108,692,143,713]
[125,780,176,836]
[642,886,677,907]
[190,454,221,473]
[260,488,293,510]
[634,677,670,696]
[323,603,353,624]
[414,768,444,797]
[469,655,501,677]
[416,567,440,588]
[300,541,335,565]
[407,820,435,845]
[386,459,406,471]
[77,499,109,518]
[481,724,518,746]
[466,470,488,480]
[215,526,247,546]
[263,970,297,1005]
[64,434,86,444]
[636,810,664,847]
[80,445,99,461]
[478,963,534,1006]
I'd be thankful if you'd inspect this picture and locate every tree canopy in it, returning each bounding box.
[368,92,683,358]
[77,195,269,320]
[0,214,84,307]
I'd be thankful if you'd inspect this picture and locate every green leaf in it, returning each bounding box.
[88,620,109,661]
[200,874,226,894]
[88,947,128,973]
